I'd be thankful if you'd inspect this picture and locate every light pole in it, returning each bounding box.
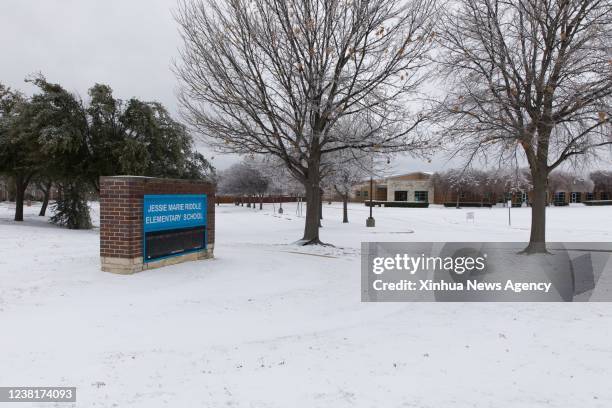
[366,176,375,227]
[366,155,375,227]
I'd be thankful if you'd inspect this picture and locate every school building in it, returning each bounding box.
[350,172,611,207]
[352,172,434,204]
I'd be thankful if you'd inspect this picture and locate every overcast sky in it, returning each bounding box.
[0,0,462,173]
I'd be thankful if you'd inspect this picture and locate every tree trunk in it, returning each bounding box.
[301,161,322,245]
[523,173,548,254]
[342,195,349,223]
[39,181,52,216]
[259,195,263,210]
[14,174,29,222]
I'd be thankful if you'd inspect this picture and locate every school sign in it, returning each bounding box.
[100,176,215,274]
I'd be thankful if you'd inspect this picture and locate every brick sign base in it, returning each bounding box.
[100,176,215,274]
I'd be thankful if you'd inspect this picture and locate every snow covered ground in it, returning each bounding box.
[1,201,611,407]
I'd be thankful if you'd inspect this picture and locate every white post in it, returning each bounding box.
[507,199,512,226]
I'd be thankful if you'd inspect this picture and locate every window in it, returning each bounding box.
[394,191,408,201]
[355,191,361,197]
[586,192,594,201]
[553,192,566,205]
[601,192,610,200]
[414,191,429,202]
[363,190,368,197]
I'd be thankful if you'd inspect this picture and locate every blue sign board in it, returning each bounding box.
[143,194,208,263]
[143,194,207,233]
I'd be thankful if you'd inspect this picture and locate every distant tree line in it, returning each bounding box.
[218,160,270,210]
[589,170,612,196]
[433,168,610,206]
[0,76,214,228]
[432,168,532,206]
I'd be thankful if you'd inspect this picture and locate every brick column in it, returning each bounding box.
[100,176,215,274]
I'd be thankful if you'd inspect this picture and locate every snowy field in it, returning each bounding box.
[1,201,612,407]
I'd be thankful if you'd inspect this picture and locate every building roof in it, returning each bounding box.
[353,172,433,187]
[386,172,433,181]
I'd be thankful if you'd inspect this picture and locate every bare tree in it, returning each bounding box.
[324,148,372,223]
[589,169,612,198]
[258,156,306,212]
[547,170,573,203]
[447,168,480,206]
[431,171,452,202]
[242,158,272,210]
[218,161,270,209]
[435,0,612,253]
[174,0,437,244]
[485,168,533,204]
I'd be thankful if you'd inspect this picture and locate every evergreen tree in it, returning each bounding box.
[50,180,92,229]
[0,83,43,221]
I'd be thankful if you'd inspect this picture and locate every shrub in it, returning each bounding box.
[365,201,429,208]
[443,202,492,208]
[584,200,612,206]
[384,201,429,208]
[50,180,92,229]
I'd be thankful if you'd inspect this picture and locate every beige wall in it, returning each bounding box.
[386,179,434,202]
